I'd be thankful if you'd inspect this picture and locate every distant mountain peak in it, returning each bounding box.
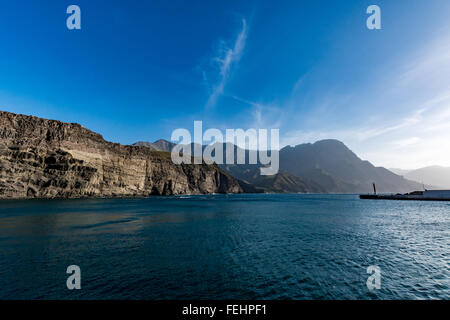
[132,139,175,152]
[389,165,450,189]
[282,139,349,151]
[153,139,175,152]
[153,139,171,144]
[313,139,346,146]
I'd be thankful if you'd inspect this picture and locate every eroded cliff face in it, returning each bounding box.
[0,111,242,198]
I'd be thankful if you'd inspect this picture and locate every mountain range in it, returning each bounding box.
[0,110,425,199]
[133,139,422,194]
[389,166,450,189]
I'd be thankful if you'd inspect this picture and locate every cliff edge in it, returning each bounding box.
[0,111,242,198]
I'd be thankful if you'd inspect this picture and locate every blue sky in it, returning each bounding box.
[1,0,450,169]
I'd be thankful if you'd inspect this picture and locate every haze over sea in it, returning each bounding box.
[0,194,448,300]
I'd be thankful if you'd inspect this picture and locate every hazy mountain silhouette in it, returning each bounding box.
[390,166,450,189]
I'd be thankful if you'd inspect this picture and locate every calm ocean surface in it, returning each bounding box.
[0,194,448,300]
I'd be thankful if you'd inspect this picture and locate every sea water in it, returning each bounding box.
[0,194,448,299]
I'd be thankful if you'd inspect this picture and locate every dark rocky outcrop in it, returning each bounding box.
[0,111,242,199]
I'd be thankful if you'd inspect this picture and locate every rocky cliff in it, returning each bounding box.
[0,111,242,199]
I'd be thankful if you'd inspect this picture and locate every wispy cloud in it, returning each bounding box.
[230,95,283,129]
[206,19,247,108]
[397,35,450,88]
